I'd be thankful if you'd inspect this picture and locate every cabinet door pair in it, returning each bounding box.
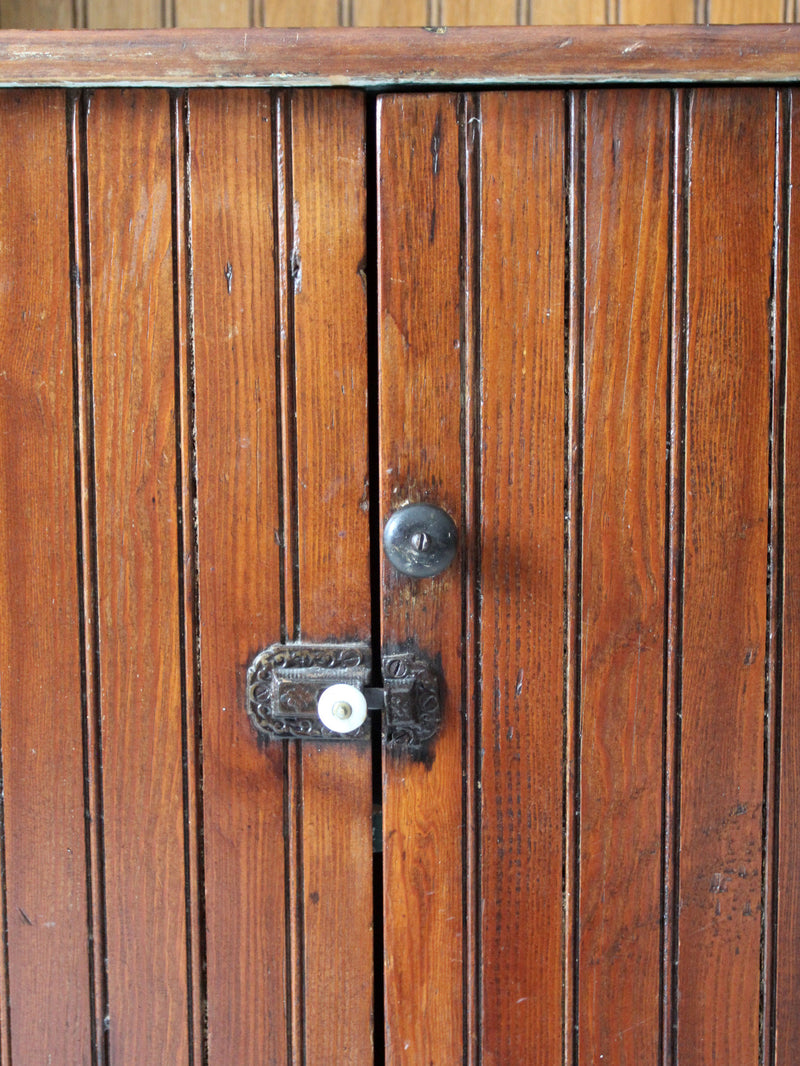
[0,85,798,1065]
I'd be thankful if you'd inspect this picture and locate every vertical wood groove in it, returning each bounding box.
[0,698,9,1066]
[273,88,304,1066]
[365,90,385,1066]
[660,86,688,1066]
[459,89,482,1066]
[777,83,800,1065]
[171,89,207,1066]
[761,86,789,1066]
[69,88,109,1066]
[0,628,10,1066]
[563,87,584,1066]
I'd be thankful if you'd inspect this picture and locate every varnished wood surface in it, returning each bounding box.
[0,79,798,1066]
[377,92,465,1064]
[578,88,670,1064]
[477,90,566,1065]
[190,87,289,1064]
[290,89,374,1065]
[87,88,190,1063]
[0,89,92,1065]
[86,0,162,27]
[3,27,800,86]
[3,0,798,25]
[678,87,773,1063]
[778,86,800,1064]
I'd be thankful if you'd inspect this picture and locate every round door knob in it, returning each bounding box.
[383,503,458,578]
[317,683,368,734]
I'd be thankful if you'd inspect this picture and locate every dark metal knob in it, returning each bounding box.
[383,503,458,578]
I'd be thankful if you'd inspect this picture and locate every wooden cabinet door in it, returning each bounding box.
[0,81,799,1066]
[375,87,800,1065]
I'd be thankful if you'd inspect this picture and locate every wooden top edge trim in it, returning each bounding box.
[0,26,798,86]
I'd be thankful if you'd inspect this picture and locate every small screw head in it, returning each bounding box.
[410,531,431,552]
[331,701,353,721]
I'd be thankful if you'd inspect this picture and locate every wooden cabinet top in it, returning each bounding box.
[1,25,800,85]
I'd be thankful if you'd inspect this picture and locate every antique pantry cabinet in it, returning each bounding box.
[0,26,799,1066]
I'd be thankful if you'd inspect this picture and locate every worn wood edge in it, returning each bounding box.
[1,27,800,86]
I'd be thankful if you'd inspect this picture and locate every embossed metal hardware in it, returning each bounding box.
[247,642,441,749]
[383,503,458,578]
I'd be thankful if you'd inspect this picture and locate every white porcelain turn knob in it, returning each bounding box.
[317,683,368,734]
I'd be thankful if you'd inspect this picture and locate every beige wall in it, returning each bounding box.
[0,0,793,28]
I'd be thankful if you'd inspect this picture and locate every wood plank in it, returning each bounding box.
[189,88,288,1065]
[578,88,670,1065]
[706,0,784,20]
[677,86,774,1065]
[262,0,338,25]
[352,0,428,24]
[440,0,518,24]
[0,88,92,1065]
[290,88,373,1065]
[86,0,164,26]
[564,90,582,1066]
[6,27,800,88]
[661,86,687,1066]
[617,0,695,21]
[377,91,464,1066]
[86,88,189,1063]
[777,87,800,1064]
[175,0,251,25]
[171,89,204,1066]
[529,0,607,24]
[478,89,566,1065]
[0,0,74,27]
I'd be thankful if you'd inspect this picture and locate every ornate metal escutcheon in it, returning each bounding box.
[247,641,441,750]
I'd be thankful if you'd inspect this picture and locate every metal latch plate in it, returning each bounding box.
[247,642,441,749]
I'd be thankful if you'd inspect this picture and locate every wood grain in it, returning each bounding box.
[377,91,464,1066]
[677,87,774,1065]
[618,0,695,20]
[5,28,800,87]
[290,88,374,1065]
[261,0,338,25]
[86,0,163,26]
[172,89,204,1066]
[440,0,518,21]
[477,90,566,1065]
[352,0,428,25]
[86,88,189,1063]
[662,86,687,1066]
[175,0,250,26]
[189,88,288,1065]
[0,0,799,26]
[777,86,800,1064]
[529,0,606,23]
[706,0,784,19]
[0,88,92,1065]
[578,88,670,1065]
[0,0,74,27]
[564,90,582,1066]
